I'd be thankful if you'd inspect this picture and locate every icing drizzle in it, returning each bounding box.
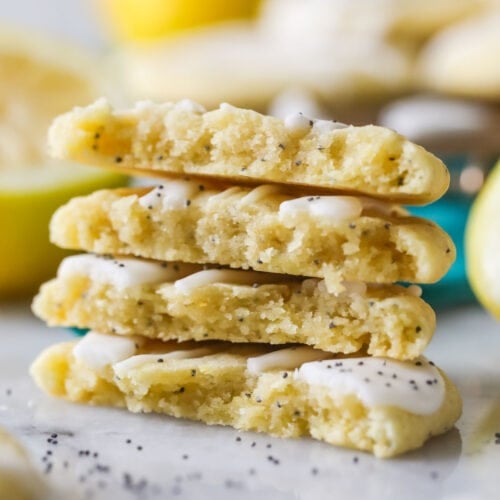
[58,254,199,289]
[58,254,286,291]
[73,331,139,371]
[138,179,397,223]
[174,269,285,293]
[247,346,332,374]
[138,179,201,211]
[279,195,363,222]
[296,356,445,415]
[284,112,348,135]
[113,346,216,377]
[73,334,445,415]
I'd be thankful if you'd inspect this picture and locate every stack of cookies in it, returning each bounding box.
[31,100,462,458]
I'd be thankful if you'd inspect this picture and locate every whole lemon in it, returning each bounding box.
[97,0,261,41]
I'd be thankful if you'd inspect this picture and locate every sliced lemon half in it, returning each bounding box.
[0,27,126,297]
[466,160,500,319]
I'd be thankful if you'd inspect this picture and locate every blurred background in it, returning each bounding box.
[1,0,500,312]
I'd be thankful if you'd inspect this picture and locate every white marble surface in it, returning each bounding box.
[0,301,499,500]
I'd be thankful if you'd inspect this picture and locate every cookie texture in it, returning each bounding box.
[33,255,435,360]
[30,336,462,458]
[49,182,455,292]
[48,99,449,204]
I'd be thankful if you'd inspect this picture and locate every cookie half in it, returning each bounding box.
[30,333,462,458]
[49,181,455,292]
[33,254,435,360]
[48,99,449,204]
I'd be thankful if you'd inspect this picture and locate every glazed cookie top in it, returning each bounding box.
[48,99,449,204]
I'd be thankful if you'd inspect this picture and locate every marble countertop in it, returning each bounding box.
[0,301,499,500]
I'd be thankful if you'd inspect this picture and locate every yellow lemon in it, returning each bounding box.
[0,27,126,298]
[0,165,125,298]
[96,0,261,41]
[466,160,500,319]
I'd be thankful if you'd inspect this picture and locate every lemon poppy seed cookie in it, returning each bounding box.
[33,254,435,360]
[418,11,500,100]
[117,19,412,109]
[48,98,449,204]
[49,180,455,292]
[30,333,462,458]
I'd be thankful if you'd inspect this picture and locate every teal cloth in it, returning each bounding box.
[408,195,475,309]
[406,154,491,309]
[69,326,88,336]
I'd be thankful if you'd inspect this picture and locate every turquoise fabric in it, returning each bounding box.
[69,326,88,336]
[406,154,491,309]
[409,195,475,309]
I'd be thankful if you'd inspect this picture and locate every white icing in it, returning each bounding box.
[138,179,200,210]
[239,185,282,206]
[279,196,363,222]
[246,346,332,375]
[278,195,402,222]
[58,254,198,289]
[174,269,279,293]
[113,346,215,377]
[313,119,348,133]
[140,182,396,224]
[284,112,314,134]
[174,99,206,114]
[284,112,348,135]
[73,332,138,372]
[296,357,445,415]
